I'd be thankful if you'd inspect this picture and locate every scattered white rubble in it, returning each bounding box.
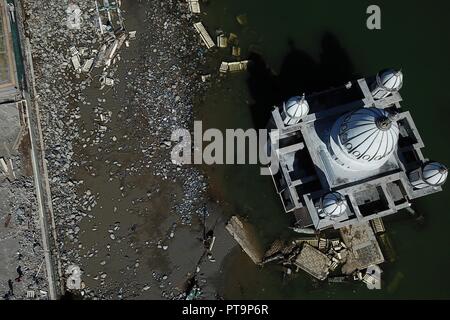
[65,265,83,290]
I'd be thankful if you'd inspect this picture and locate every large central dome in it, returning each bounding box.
[330,107,400,171]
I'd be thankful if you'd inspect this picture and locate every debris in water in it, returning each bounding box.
[187,0,201,14]
[193,22,215,49]
[236,14,248,26]
[231,46,241,57]
[217,34,228,48]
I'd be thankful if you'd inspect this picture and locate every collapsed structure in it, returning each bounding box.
[268,69,447,231]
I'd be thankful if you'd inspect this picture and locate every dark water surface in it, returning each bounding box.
[196,0,450,298]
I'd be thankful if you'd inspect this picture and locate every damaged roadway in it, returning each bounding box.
[18,0,236,300]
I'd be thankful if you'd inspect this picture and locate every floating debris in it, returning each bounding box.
[378,232,396,263]
[228,60,249,72]
[225,216,263,264]
[291,226,316,235]
[236,14,248,26]
[219,60,249,74]
[193,22,215,49]
[217,34,228,48]
[187,0,201,14]
[201,74,211,82]
[231,46,241,57]
[219,62,229,74]
[228,33,238,44]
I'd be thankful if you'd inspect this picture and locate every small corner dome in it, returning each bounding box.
[320,192,347,217]
[377,68,403,92]
[284,95,309,120]
[422,162,448,186]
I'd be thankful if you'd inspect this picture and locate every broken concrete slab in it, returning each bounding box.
[294,243,331,280]
[231,46,241,57]
[228,60,249,72]
[100,75,115,87]
[82,58,94,73]
[225,216,263,264]
[217,34,228,48]
[236,14,248,26]
[201,74,211,82]
[219,62,228,73]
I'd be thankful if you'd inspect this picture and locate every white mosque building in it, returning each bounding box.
[268,69,447,230]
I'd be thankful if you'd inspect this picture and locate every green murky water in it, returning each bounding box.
[196,0,450,299]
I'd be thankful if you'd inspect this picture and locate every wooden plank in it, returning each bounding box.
[219,62,228,73]
[294,243,331,280]
[187,0,201,14]
[193,22,215,49]
[228,60,249,72]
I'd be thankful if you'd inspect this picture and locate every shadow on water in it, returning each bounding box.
[247,31,360,129]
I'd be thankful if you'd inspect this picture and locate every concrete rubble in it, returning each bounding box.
[0,156,48,300]
[65,265,83,290]
[225,216,263,264]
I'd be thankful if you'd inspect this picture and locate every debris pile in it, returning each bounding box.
[191,10,250,79]
[259,221,386,289]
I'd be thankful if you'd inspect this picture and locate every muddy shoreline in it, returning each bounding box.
[21,0,235,300]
